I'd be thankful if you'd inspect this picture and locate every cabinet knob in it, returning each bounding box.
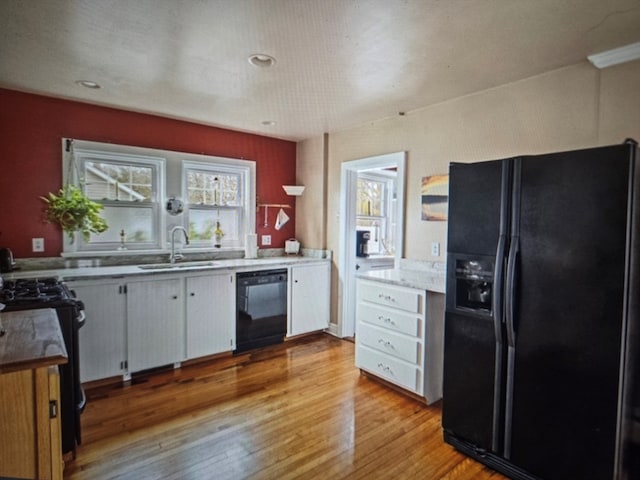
[190,292,195,296]
[172,295,178,300]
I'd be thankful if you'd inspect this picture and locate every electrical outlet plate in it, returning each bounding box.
[262,235,271,245]
[32,238,45,252]
[431,242,440,257]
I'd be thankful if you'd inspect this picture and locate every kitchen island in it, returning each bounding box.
[0,308,68,480]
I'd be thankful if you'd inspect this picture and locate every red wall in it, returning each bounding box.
[0,88,296,258]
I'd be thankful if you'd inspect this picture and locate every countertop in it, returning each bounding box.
[356,268,446,294]
[2,256,330,282]
[0,309,68,374]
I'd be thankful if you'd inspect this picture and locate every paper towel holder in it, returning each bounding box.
[282,185,305,196]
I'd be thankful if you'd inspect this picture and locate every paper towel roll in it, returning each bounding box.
[245,233,258,259]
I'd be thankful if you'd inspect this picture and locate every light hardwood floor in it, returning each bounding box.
[64,334,506,480]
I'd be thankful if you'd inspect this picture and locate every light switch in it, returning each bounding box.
[32,238,45,252]
[431,242,440,257]
[262,235,272,246]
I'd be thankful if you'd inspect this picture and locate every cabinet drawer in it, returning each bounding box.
[357,322,420,364]
[357,302,421,337]
[356,345,419,393]
[358,280,421,313]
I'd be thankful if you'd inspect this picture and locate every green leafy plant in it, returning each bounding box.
[42,185,108,242]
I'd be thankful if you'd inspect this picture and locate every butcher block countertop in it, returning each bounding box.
[0,309,68,374]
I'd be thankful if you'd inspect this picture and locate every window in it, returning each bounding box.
[61,139,255,256]
[183,160,252,249]
[72,149,165,251]
[356,171,396,255]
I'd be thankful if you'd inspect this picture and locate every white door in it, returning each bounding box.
[127,277,184,373]
[289,263,330,336]
[186,273,235,359]
[71,280,126,382]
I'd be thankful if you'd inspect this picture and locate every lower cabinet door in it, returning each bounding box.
[127,277,184,373]
[186,273,235,359]
[70,280,126,383]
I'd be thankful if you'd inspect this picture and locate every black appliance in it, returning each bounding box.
[356,230,370,257]
[235,269,287,353]
[0,247,14,272]
[0,277,86,458]
[442,142,640,480]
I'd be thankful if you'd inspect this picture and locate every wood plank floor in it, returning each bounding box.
[64,334,507,480]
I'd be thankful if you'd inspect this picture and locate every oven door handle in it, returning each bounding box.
[76,309,86,328]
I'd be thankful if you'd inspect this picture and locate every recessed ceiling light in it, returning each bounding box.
[262,120,277,126]
[249,54,276,68]
[76,80,101,89]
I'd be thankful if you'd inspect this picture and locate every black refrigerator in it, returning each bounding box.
[442,141,640,480]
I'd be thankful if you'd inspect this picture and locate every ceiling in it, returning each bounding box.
[1,0,639,142]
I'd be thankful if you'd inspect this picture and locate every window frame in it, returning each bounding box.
[182,159,255,250]
[64,146,166,253]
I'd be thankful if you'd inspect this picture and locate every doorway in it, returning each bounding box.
[338,151,406,338]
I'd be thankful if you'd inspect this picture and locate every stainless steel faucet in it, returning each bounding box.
[169,226,189,263]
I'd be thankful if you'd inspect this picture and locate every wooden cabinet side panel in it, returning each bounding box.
[0,370,37,479]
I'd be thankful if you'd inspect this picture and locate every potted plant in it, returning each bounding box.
[42,184,108,242]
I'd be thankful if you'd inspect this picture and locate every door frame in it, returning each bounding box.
[338,151,406,337]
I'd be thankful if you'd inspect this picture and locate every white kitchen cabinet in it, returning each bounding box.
[127,276,184,374]
[289,262,330,336]
[68,279,127,383]
[355,277,444,404]
[185,272,235,359]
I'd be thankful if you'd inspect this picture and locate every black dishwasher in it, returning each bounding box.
[235,269,287,353]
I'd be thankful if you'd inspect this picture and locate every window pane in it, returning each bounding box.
[188,208,240,244]
[357,178,384,216]
[85,161,153,201]
[186,171,240,206]
[88,205,154,243]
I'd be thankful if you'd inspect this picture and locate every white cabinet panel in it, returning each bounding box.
[356,344,419,392]
[357,322,420,364]
[69,280,126,383]
[358,280,421,313]
[356,302,421,337]
[127,277,184,374]
[289,263,330,336]
[186,273,235,359]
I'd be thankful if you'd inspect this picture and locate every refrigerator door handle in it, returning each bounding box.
[505,237,519,347]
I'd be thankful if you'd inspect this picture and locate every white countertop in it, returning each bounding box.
[2,256,330,282]
[357,268,446,294]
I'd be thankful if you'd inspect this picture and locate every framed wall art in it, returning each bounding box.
[421,174,449,221]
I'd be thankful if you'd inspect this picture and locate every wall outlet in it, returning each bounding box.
[32,237,45,252]
[431,242,440,257]
[262,235,272,246]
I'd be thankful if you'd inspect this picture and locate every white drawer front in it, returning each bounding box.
[356,345,419,393]
[357,302,420,337]
[357,322,420,364]
[358,280,421,313]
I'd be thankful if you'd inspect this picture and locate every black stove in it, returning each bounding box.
[1,277,75,305]
[1,276,85,458]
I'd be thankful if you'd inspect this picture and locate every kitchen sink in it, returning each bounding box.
[138,261,219,270]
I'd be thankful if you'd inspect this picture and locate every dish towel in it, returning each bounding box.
[275,208,289,230]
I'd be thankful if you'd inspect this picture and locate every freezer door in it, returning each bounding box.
[443,159,509,452]
[507,145,633,480]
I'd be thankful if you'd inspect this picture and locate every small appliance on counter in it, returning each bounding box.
[285,238,300,255]
[0,247,14,273]
[356,231,370,257]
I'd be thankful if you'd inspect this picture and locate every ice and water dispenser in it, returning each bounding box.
[453,258,494,313]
